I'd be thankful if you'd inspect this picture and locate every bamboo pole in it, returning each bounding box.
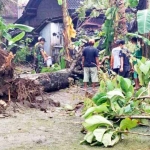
[116,115,150,119]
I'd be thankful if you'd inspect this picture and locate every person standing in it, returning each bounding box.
[119,40,131,78]
[110,40,121,74]
[131,37,142,89]
[82,39,99,91]
[34,38,48,73]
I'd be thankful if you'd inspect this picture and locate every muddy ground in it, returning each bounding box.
[0,87,150,150]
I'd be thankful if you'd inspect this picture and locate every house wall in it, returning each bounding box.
[40,22,63,56]
[40,23,51,55]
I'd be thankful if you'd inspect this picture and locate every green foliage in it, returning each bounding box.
[82,104,109,119]
[77,0,109,20]
[83,115,113,131]
[125,0,139,7]
[14,47,30,63]
[9,32,25,45]
[40,64,61,73]
[0,17,33,42]
[137,9,150,34]
[77,0,116,54]
[82,71,150,147]
[82,114,122,147]
[60,57,66,69]
[83,98,96,114]
[133,58,150,86]
[13,24,34,32]
[127,33,150,45]
[57,0,62,5]
[120,118,138,130]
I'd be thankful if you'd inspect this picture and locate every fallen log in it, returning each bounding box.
[19,69,70,92]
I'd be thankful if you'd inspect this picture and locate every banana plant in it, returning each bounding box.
[0,17,34,45]
[137,9,150,34]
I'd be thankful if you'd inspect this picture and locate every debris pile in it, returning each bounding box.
[0,49,40,114]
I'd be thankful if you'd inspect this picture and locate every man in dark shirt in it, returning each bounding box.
[119,40,130,78]
[82,39,99,91]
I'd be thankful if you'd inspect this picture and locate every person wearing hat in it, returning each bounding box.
[82,39,99,91]
[34,37,48,73]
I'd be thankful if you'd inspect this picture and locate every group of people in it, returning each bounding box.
[82,37,142,91]
[111,37,142,89]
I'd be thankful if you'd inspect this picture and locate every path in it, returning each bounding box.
[0,87,150,150]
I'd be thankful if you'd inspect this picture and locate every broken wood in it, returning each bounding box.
[116,115,150,119]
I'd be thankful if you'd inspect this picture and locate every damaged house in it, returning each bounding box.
[15,0,147,62]
[15,0,105,62]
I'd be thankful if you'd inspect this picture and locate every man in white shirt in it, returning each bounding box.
[110,41,121,74]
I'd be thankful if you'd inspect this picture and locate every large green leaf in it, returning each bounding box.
[145,61,150,69]
[93,128,107,142]
[106,80,114,91]
[92,93,106,102]
[101,131,114,147]
[137,10,150,34]
[139,63,149,75]
[84,132,94,143]
[135,87,147,97]
[82,104,108,119]
[83,115,113,131]
[3,31,12,40]
[97,96,109,106]
[82,107,96,119]
[110,134,121,146]
[107,89,125,99]
[9,32,25,45]
[120,118,138,130]
[134,64,144,85]
[120,77,131,93]
[13,24,34,32]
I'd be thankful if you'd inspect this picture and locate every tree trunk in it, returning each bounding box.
[113,0,127,38]
[118,0,127,35]
[19,70,70,92]
[62,0,70,60]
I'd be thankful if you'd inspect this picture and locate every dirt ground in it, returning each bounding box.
[0,87,150,150]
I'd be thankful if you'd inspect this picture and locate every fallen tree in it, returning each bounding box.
[18,46,83,92]
[20,70,70,92]
[0,46,84,114]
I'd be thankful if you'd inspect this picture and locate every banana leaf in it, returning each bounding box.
[137,10,150,34]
